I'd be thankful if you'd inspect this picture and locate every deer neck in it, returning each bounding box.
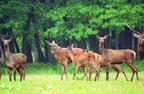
[4,47,11,61]
[99,43,105,55]
[68,50,74,61]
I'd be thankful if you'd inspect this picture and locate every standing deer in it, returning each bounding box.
[125,23,144,59]
[1,37,27,81]
[46,40,85,80]
[96,35,138,81]
[86,51,128,81]
[66,45,100,81]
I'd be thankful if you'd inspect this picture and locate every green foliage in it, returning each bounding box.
[0,0,144,40]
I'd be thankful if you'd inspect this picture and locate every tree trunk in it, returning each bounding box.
[31,6,46,63]
[22,11,33,63]
[89,35,98,52]
[77,38,87,49]
[115,31,119,49]
[13,38,20,53]
[22,32,33,63]
[0,42,5,63]
[63,0,67,6]
[34,32,45,62]
[42,22,49,62]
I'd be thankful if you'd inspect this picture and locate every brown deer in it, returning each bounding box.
[96,35,138,81]
[86,52,128,81]
[1,37,27,81]
[46,40,85,80]
[66,45,100,81]
[125,23,144,59]
[95,36,128,81]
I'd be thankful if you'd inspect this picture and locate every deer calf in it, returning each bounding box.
[66,45,100,81]
[1,37,27,81]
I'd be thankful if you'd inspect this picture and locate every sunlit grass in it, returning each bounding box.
[0,61,144,94]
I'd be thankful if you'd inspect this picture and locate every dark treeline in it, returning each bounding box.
[0,0,143,63]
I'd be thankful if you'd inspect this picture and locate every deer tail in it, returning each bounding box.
[131,50,136,61]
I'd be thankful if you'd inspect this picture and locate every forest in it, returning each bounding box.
[0,0,143,64]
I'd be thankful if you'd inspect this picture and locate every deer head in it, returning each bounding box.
[1,37,13,48]
[45,40,61,54]
[96,35,109,47]
[125,23,144,46]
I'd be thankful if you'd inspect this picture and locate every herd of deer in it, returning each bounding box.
[0,24,143,82]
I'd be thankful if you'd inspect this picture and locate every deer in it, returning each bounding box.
[125,23,144,59]
[45,40,85,80]
[1,37,27,81]
[66,44,101,81]
[96,35,138,81]
[85,51,128,81]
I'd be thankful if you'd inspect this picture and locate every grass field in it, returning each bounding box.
[0,61,144,94]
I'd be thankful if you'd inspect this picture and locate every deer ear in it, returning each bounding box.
[71,44,74,48]
[1,37,5,42]
[104,35,109,40]
[96,35,100,40]
[133,33,140,38]
[52,40,56,44]
[8,37,13,42]
[45,40,52,45]
[68,44,73,50]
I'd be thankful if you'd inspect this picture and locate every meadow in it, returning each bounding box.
[0,61,144,94]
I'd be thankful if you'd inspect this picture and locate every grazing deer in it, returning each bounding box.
[46,40,84,80]
[125,23,144,59]
[1,37,27,81]
[66,45,100,81]
[96,35,138,81]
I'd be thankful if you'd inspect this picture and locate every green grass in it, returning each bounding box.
[0,61,144,94]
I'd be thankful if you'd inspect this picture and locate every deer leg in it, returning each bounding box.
[20,68,25,81]
[21,65,25,81]
[61,65,65,80]
[8,69,12,81]
[94,67,100,81]
[106,64,110,81]
[22,68,25,81]
[82,67,86,80]
[95,70,100,81]
[89,68,93,81]
[13,68,16,81]
[111,64,120,80]
[127,63,138,81]
[73,64,79,80]
[121,70,129,81]
[83,66,88,81]
[93,63,100,81]
[17,68,23,81]
[112,64,128,81]
[63,63,68,80]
